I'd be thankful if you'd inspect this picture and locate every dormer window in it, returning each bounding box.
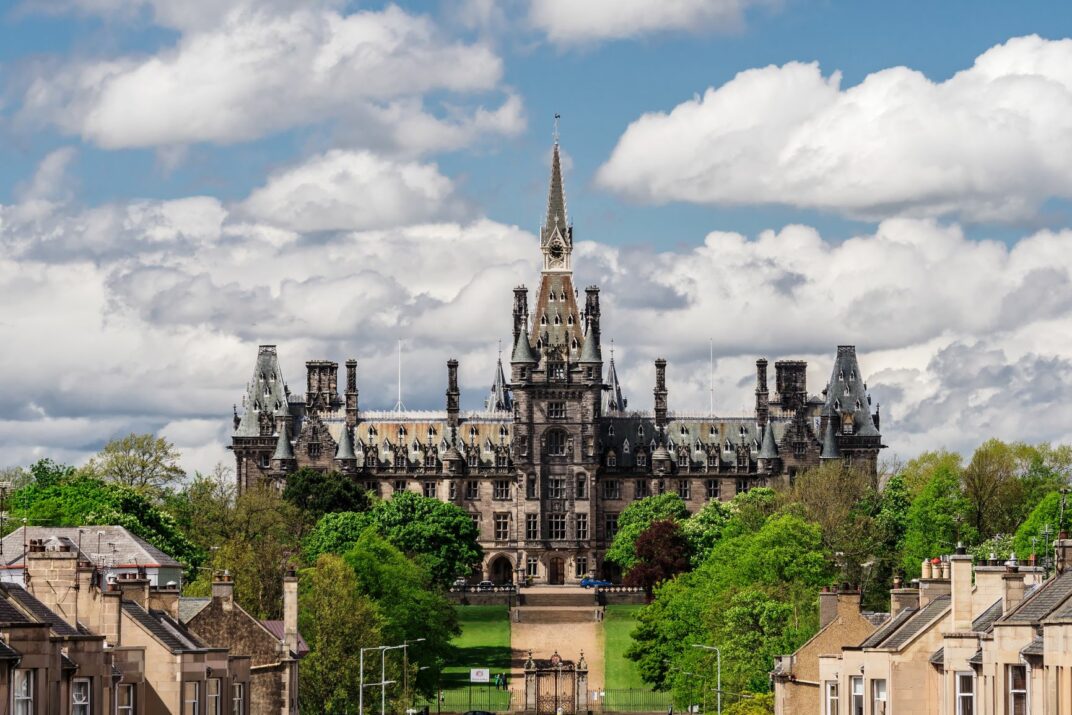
[637,452,648,467]
[571,339,578,350]
[608,425,615,437]
[399,426,407,439]
[607,452,617,467]
[638,426,644,438]
[839,370,844,381]
[554,315,561,325]
[568,315,574,325]
[549,291,556,301]
[540,315,547,325]
[623,439,630,454]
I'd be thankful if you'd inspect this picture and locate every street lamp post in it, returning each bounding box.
[383,644,407,715]
[404,638,427,710]
[360,646,385,715]
[692,645,722,715]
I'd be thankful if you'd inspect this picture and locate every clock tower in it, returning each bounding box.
[541,137,572,273]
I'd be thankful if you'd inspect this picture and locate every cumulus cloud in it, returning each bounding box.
[598,35,1072,222]
[17,3,522,152]
[528,0,757,45]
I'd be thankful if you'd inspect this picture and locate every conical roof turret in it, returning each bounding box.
[273,425,295,460]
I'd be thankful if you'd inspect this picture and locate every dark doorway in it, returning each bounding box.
[601,562,622,584]
[549,557,565,585]
[490,556,513,584]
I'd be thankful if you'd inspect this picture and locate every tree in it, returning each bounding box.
[283,468,370,521]
[299,554,385,714]
[899,450,963,498]
[606,493,689,570]
[303,492,481,588]
[9,473,202,570]
[343,530,458,697]
[624,520,691,595]
[723,693,774,715]
[715,589,815,694]
[961,440,1020,538]
[181,483,304,619]
[901,464,974,577]
[680,499,731,565]
[85,433,186,492]
[1013,491,1070,559]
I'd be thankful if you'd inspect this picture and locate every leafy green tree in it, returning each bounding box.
[9,473,201,567]
[1013,491,1070,559]
[283,468,370,521]
[343,529,459,696]
[901,464,974,577]
[722,487,779,538]
[606,493,689,569]
[723,693,774,715]
[624,520,692,595]
[681,499,731,565]
[84,433,186,493]
[899,451,963,498]
[304,492,480,588]
[299,554,385,714]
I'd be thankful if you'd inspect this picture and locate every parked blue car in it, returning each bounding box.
[580,577,613,589]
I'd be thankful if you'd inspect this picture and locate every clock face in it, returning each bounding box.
[549,242,564,261]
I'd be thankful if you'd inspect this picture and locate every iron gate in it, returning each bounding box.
[535,665,576,714]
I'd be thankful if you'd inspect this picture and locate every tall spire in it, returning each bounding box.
[485,344,513,411]
[543,120,568,244]
[603,344,627,413]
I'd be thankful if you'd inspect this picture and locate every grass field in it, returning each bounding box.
[418,605,513,711]
[602,605,647,690]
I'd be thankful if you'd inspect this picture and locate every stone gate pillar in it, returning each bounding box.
[524,649,537,711]
[576,651,589,713]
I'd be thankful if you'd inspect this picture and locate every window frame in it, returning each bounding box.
[576,513,589,541]
[575,556,588,578]
[547,430,568,456]
[705,478,720,500]
[547,402,567,419]
[824,681,839,715]
[634,479,649,500]
[548,514,567,540]
[493,480,511,500]
[494,513,510,541]
[850,676,863,715]
[602,479,621,500]
[605,513,619,540]
[465,481,479,500]
[871,678,887,715]
[1007,664,1028,715]
[526,557,538,577]
[676,478,691,500]
[231,683,244,715]
[207,678,222,715]
[183,680,200,715]
[576,475,588,500]
[956,671,975,715]
[423,481,437,498]
[72,677,91,715]
[548,477,566,500]
[13,668,33,715]
[526,513,539,540]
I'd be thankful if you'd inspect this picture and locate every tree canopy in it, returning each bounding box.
[84,433,186,493]
[282,467,370,520]
[605,492,689,569]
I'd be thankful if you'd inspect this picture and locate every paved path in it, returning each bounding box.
[509,587,605,691]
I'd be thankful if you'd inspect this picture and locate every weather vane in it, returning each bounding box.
[553,113,561,142]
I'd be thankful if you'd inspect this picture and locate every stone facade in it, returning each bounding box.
[231,137,885,584]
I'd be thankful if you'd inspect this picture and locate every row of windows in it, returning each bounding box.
[482,513,600,541]
[366,477,749,502]
[523,555,590,579]
[825,668,1025,715]
[9,672,243,715]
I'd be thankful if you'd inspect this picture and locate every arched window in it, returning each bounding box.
[608,425,615,437]
[540,315,547,325]
[547,430,568,456]
[568,315,574,325]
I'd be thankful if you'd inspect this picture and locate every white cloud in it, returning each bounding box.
[18,4,520,152]
[240,150,461,232]
[598,35,1072,222]
[528,0,755,45]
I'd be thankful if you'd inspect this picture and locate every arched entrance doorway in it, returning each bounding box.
[548,557,565,585]
[489,555,514,584]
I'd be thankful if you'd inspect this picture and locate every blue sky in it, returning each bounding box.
[3,0,1072,473]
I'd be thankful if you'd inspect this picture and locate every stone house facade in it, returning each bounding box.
[231,137,885,584]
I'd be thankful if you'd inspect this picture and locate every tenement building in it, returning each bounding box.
[230,137,884,585]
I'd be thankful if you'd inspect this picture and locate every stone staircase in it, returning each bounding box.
[512,588,602,623]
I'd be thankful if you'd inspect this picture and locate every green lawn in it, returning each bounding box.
[602,605,648,690]
[419,605,513,711]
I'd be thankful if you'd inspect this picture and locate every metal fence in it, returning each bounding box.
[587,689,674,713]
[415,686,515,713]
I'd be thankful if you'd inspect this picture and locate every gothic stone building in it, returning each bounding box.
[230,138,884,585]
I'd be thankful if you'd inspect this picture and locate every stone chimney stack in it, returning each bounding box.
[345,359,359,428]
[283,569,299,657]
[26,537,79,626]
[919,557,951,608]
[819,584,862,629]
[212,570,235,612]
[819,586,838,629]
[774,360,808,414]
[755,358,770,429]
[1055,534,1072,574]
[1003,557,1026,614]
[446,359,460,428]
[950,545,973,632]
[890,575,919,615]
[654,359,668,428]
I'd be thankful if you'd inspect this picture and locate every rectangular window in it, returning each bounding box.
[232,683,244,715]
[956,672,974,715]
[493,480,511,500]
[465,481,479,500]
[527,557,538,577]
[735,478,749,495]
[548,478,566,499]
[551,363,566,380]
[13,669,33,715]
[705,479,720,500]
[423,481,436,498]
[548,402,566,419]
[576,514,589,541]
[871,679,887,715]
[1007,665,1027,715]
[824,681,838,715]
[494,514,510,541]
[636,452,647,468]
[72,677,91,715]
[635,479,649,499]
[526,513,539,540]
[183,681,200,715]
[549,514,567,540]
[448,481,457,500]
[207,678,222,715]
[425,452,437,468]
[470,514,480,536]
[117,684,136,715]
[850,676,863,715]
[468,451,479,468]
[496,452,509,468]
[526,476,537,499]
[576,556,588,578]
[576,476,588,500]
[548,431,567,455]
[602,480,621,500]
[308,442,321,458]
[393,479,406,495]
[676,479,691,499]
[605,513,619,540]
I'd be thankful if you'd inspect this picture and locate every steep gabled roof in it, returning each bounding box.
[5,584,79,637]
[484,355,512,411]
[335,425,356,460]
[881,595,950,650]
[260,620,311,657]
[759,423,779,459]
[273,425,295,460]
[236,345,290,436]
[822,345,879,436]
[177,597,211,624]
[1002,570,1072,624]
[122,600,207,654]
[602,356,627,414]
[0,526,182,569]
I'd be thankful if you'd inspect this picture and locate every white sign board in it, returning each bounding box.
[470,668,490,683]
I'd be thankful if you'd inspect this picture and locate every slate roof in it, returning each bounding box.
[122,600,206,653]
[260,620,310,657]
[5,584,79,637]
[273,426,295,460]
[0,640,20,661]
[1002,570,1072,624]
[542,139,568,245]
[929,647,944,665]
[929,599,1005,667]
[862,595,950,651]
[1021,637,1044,656]
[603,357,627,414]
[235,345,290,436]
[968,649,983,665]
[177,597,211,624]
[0,595,33,625]
[822,345,879,437]
[484,356,513,412]
[0,527,181,569]
[860,608,917,648]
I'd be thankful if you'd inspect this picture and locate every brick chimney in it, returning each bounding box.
[116,571,150,609]
[1002,557,1026,614]
[212,570,235,612]
[919,557,951,608]
[283,569,299,657]
[26,538,79,626]
[1055,534,1072,574]
[820,584,862,629]
[890,575,919,615]
[950,546,973,632]
[819,586,838,629]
